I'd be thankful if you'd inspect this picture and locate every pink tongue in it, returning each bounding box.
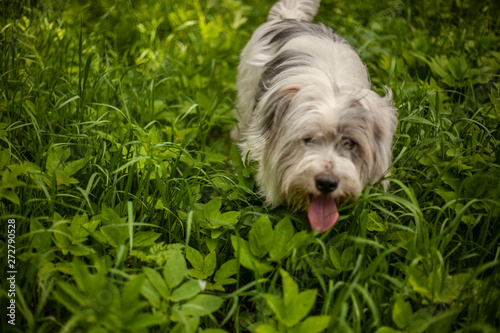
[308,196,339,233]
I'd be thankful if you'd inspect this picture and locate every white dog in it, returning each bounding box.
[233,0,397,232]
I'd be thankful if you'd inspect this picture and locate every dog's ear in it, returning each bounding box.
[258,85,300,140]
[366,90,398,188]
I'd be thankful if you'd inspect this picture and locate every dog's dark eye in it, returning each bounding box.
[303,137,314,145]
[344,139,356,150]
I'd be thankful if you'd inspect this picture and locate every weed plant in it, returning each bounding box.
[1,0,499,332]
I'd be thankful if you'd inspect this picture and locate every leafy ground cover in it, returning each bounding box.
[1,0,499,332]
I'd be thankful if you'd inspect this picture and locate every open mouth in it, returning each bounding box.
[307,195,339,233]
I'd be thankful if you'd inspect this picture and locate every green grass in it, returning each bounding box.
[1,0,499,332]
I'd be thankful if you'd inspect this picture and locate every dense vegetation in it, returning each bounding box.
[1,0,499,332]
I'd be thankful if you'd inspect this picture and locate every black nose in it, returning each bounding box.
[315,174,339,194]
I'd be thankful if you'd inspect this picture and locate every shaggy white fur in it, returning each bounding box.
[233,0,397,232]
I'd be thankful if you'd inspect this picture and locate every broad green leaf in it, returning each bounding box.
[409,266,432,300]
[213,278,237,286]
[252,261,274,275]
[133,231,161,247]
[30,219,51,251]
[126,313,166,330]
[122,274,146,314]
[73,259,108,300]
[406,308,434,333]
[221,211,239,223]
[55,281,86,311]
[280,269,299,304]
[140,278,161,309]
[392,296,412,329]
[170,280,202,302]
[440,273,476,303]
[284,289,317,327]
[265,270,318,327]
[55,168,78,186]
[211,210,239,227]
[264,294,286,322]
[269,217,294,261]
[203,251,217,276]
[433,188,456,203]
[186,246,205,271]
[46,147,70,172]
[367,211,387,232]
[238,171,255,190]
[101,204,125,225]
[44,147,84,186]
[144,267,169,300]
[429,267,443,297]
[0,149,9,170]
[296,315,331,333]
[170,315,200,333]
[231,235,253,268]
[329,246,341,270]
[256,324,278,333]
[101,225,129,247]
[2,167,26,186]
[82,218,99,233]
[164,251,188,289]
[180,294,223,316]
[64,156,88,176]
[340,246,356,271]
[231,235,273,275]
[1,189,20,205]
[68,244,94,256]
[249,215,274,258]
[69,213,90,242]
[214,259,238,283]
[189,269,207,279]
[37,259,56,280]
[204,198,222,220]
[90,229,108,244]
[230,144,244,172]
[289,231,313,250]
[206,238,218,252]
[148,125,162,145]
[54,261,74,275]
[71,259,92,294]
[211,228,224,239]
[52,212,70,254]
[211,176,232,192]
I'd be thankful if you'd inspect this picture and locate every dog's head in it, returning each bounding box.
[255,73,397,232]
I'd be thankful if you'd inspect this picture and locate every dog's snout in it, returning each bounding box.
[315,174,339,194]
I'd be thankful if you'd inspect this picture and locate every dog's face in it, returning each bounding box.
[256,81,396,232]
